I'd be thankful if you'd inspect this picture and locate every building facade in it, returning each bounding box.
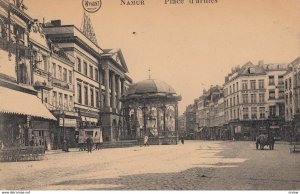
[178,113,186,136]
[0,0,56,148]
[224,61,287,140]
[185,104,197,139]
[284,57,300,140]
[43,20,132,143]
[195,85,225,140]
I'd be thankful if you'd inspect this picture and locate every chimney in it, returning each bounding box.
[51,20,61,27]
[258,60,264,66]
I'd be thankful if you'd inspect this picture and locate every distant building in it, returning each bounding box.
[224,61,287,140]
[284,57,300,140]
[185,104,197,139]
[195,85,225,140]
[178,113,186,136]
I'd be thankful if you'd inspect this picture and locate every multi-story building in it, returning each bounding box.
[100,48,132,141]
[284,68,294,123]
[43,20,103,144]
[178,113,186,135]
[28,19,77,149]
[195,85,225,140]
[0,0,56,148]
[284,56,300,140]
[224,61,287,140]
[185,104,197,139]
[43,20,132,143]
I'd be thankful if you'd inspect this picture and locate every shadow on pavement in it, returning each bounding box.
[51,167,225,190]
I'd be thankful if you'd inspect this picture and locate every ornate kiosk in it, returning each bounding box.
[120,79,181,145]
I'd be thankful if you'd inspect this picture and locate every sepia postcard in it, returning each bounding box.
[0,0,299,193]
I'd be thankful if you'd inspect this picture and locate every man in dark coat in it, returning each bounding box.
[86,136,93,153]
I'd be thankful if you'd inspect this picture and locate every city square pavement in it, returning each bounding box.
[0,141,299,190]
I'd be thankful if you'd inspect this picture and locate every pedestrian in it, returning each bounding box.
[62,139,66,151]
[144,135,149,146]
[29,137,34,146]
[86,136,93,153]
[181,136,184,144]
[64,138,69,152]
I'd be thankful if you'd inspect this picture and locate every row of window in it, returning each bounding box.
[225,80,265,96]
[52,91,73,110]
[33,53,74,85]
[225,76,284,97]
[225,90,285,108]
[241,80,265,90]
[226,105,284,120]
[225,93,265,107]
[225,107,266,120]
[285,77,293,91]
[76,57,99,81]
[76,57,125,93]
[77,83,100,108]
[51,62,72,84]
[269,75,284,86]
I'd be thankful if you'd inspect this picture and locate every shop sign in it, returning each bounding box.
[59,118,77,128]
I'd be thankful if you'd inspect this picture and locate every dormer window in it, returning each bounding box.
[249,67,255,74]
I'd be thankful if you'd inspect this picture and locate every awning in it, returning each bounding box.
[0,86,56,120]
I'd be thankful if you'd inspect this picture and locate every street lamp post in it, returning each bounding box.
[60,110,65,151]
[142,104,147,137]
[63,112,65,140]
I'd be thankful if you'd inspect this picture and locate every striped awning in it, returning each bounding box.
[0,86,56,120]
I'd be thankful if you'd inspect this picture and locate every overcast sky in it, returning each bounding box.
[26,0,300,114]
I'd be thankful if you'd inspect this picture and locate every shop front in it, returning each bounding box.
[75,112,102,143]
[51,110,78,149]
[0,86,56,149]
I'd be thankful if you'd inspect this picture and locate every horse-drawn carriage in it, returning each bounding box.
[78,128,103,151]
[255,128,275,150]
[256,134,275,150]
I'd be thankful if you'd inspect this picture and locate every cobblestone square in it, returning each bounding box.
[0,141,299,190]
